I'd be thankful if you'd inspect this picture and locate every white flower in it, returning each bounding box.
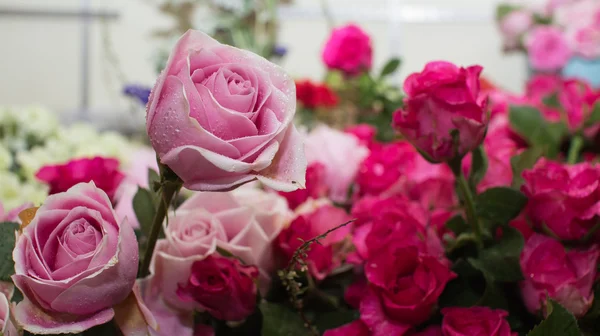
[0,172,47,210]
[0,144,12,171]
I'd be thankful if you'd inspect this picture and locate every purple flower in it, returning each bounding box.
[123,84,151,105]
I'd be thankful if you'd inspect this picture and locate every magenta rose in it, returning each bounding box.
[441,307,516,336]
[304,125,369,203]
[0,293,17,336]
[11,182,138,334]
[36,156,125,201]
[392,61,488,163]
[176,256,258,321]
[345,124,377,149]
[276,200,352,280]
[322,24,373,75]
[150,188,291,310]
[525,26,571,71]
[522,159,600,240]
[361,245,456,336]
[520,234,599,317]
[146,30,306,192]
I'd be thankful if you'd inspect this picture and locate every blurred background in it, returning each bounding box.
[0,0,540,129]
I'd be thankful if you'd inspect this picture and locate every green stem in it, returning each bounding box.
[319,0,335,29]
[567,135,584,164]
[138,181,181,278]
[451,163,483,247]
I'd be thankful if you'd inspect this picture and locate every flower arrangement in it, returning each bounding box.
[3,23,600,336]
[497,0,600,73]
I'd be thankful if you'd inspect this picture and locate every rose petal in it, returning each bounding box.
[13,297,114,335]
[359,289,412,336]
[113,283,158,336]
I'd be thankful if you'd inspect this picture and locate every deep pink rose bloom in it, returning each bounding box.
[522,159,600,240]
[499,10,533,50]
[525,26,571,71]
[322,24,373,75]
[146,30,306,192]
[324,320,370,336]
[177,256,258,321]
[441,307,516,336]
[358,199,446,263]
[345,278,368,309]
[520,234,599,317]
[526,74,562,101]
[361,245,456,336]
[304,125,369,203]
[150,188,291,310]
[559,79,596,131]
[276,201,352,280]
[393,61,488,163]
[356,142,416,196]
[345,124,377,149]
[36,156,125,201]
[0,293,17,336]
[279,162,329,209]
[11,182,138,334]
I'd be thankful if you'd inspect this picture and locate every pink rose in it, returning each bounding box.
[526,74,563,101]
[565,16,600,59]
[499,10,533,50]
[441,307,516,336]
[279,162,329,209]
[11,182,138,334]
[521,159,600,240]
[304,125,369,202]
[146,30,306,192]
[36,156,125,201]
[324,320,370,336]
[554,0,599,29]
[322,24,373,75]
[525,26,571,71]
[150,188,291,310]
[276,201,352,280]
[176,256,258,321]
[559,79,596,130]
[392,61,488,162]
[356,142,415,196]
[0,293,17,336]
[114,148,160,229]
[361,245,456,336]
[520,234,599,317]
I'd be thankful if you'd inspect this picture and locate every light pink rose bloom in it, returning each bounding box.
[499,10,533,50]
[11,182,138,334]
[564,9,600,59]
[520,234,599,317]
[146,30,306,192]
[114,148,159,229]
[525,26,572,71]
[304,125,369,203]
[554,0,599,29]
[149,188,291,311]
[0,293,17,336]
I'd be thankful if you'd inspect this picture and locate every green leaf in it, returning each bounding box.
[380,58,401,78]
[469,146,488,191]
[438,260,484,308]
[148,168,160,192]
[542,93,561,109]
[470,227,525,282]
[312,310,359,332]
[0,222,19,281]
[260,302,310,336]
[511,147,543,188]
[476,187,528,225]
[496,4,521,20]
[527,300,581,336]
[509,106,565,158]
[132,187,157,236]
[586,102,600,126]
[445,215,469,235]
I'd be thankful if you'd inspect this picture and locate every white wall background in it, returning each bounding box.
[0,0,536,128]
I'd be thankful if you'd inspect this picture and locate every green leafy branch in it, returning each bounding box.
[277,219,355,336]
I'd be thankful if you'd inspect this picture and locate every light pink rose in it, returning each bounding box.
[11,182,138,334]
[149,188,291,310]
[520,234,599,317]
[499,10,533,50]
[146,30,306,192]
[304,125,369,203]
[114,148,160,229]
[554,0,599,29]
[565,9,600,59]
[0,293,17,336]
[525,26,572,71]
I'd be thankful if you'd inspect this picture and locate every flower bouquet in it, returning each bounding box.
[3,24,600,336]
[497,0,600,86]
